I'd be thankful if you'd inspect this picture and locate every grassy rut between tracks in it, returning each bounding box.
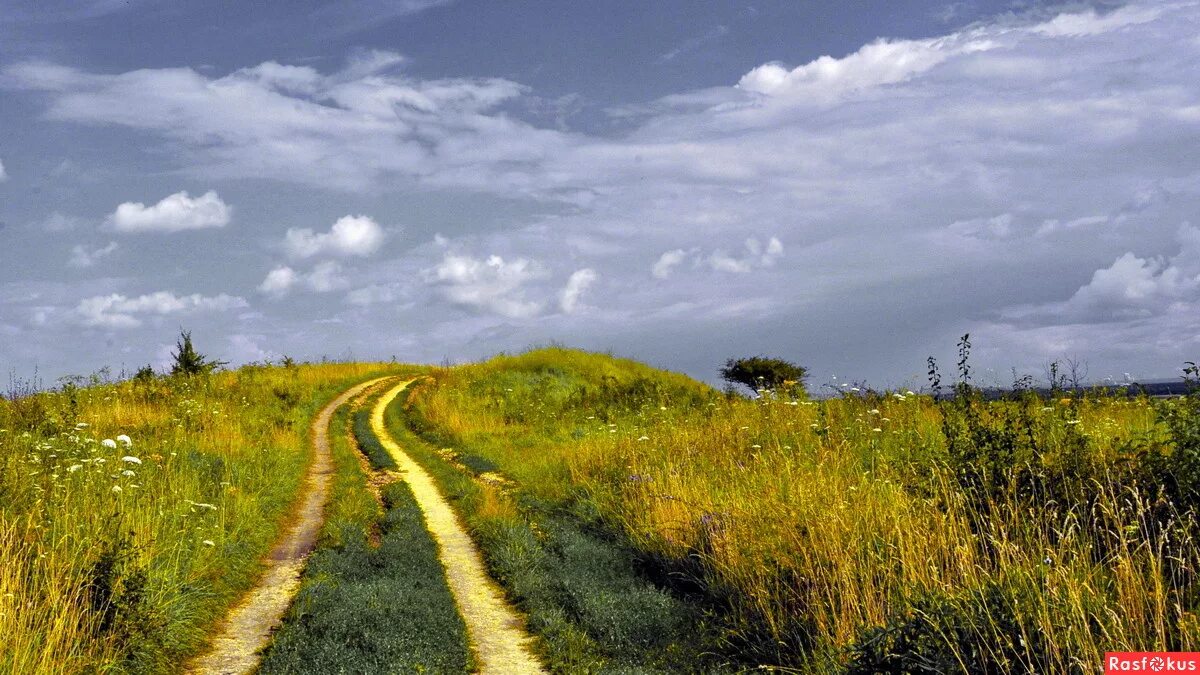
[0,363,393,672]
[400,348,1200,672]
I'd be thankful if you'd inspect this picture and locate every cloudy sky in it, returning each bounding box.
[1,0,1198,389]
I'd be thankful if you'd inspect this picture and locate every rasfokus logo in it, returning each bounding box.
[1107,653,1200,673]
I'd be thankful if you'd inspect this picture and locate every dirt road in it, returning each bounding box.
[188,376,394,675]
[372,380,545,674]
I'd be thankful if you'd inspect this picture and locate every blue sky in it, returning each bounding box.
[2,0,1198,389]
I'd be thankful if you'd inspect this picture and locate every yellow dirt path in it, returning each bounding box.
[188,376,395,675]
[372,380,546,674]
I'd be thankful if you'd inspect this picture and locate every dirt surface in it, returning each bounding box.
[188,376,395,675]
[372,380,546,674]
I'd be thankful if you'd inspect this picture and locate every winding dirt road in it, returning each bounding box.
[372,380,545,674]
[188,376,394,675]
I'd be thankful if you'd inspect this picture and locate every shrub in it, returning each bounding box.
[169,330,227,377]
[719,356,807,396]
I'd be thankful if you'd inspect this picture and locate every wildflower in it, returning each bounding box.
[122,470,136,477]
[905,390,916,396]
[101,439,117,449]
[67,464,82,473]
[121,456,142,465]
[810,423,819,428]
[868,409,880,415]
[872,428,882,433]
[111,485,122,493]
[751,444,761,449]
[202,540,215,547]
[1066,419,1081,425]
[637,436,650,441]
[116,435,132,447]
[75,422,89,430]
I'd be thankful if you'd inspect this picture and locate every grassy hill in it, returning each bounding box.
[2,348,1198,672]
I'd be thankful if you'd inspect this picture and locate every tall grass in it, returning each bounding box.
[0,362,393,672]
[407,347,1200,671]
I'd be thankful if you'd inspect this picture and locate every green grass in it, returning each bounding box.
[401,346,1200,672]
[386,388,734,673]
[353,406,397,471]
[260,395,471,673]
[0,362,394,672]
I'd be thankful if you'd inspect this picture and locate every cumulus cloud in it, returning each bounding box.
[75,291,247,328]
[1000,225,1200,325]
[284,215,385,259]
[259,262,349,297]
[105,190,231,233]
[560,268,597,313]
[737,34,993,100]
[67,241,118,268]
[0,157,7,181]
[258,266,298,298]
[652,249,690,279]
[708,237,783,273]
[427,253,546,318]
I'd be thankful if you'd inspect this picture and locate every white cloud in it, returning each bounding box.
[67,241,118,268]
[428,253,545,318]
[560,268,597,313]
[0,157,7,181]
[1001,225,1200,325]
[75,291,247,328]
[736,34,992,100]
[106,190,231,233]
[305,261,349,292]
[284,214,385,259]
[258,262,349,297]
[1032,5,1163,38]
[708,237,783,273]
[652,249,689,279]
[36,211,85,232]
[258,266,298,298]
[346,284,399,306]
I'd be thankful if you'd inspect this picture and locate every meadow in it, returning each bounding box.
[400,347,1200,672]
[2,345,1197,673]
[0,361,394,672]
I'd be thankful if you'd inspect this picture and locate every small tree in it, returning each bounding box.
[720,356,807,396]
[170,330,226,376]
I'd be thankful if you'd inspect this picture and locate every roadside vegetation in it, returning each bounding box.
[0,356,391,672]
[260,383,472,673]
[400,346,1200,672]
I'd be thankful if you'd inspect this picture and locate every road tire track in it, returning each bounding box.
[372,379,546,674]
[188,376,395,675]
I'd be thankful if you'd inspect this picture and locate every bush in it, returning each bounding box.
[719,356,807,396]
[169,330,227,377]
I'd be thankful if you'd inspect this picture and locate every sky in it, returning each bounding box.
[1,0,1198,390]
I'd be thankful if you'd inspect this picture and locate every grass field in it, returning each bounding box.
[3,347,1197,673]
[401,347,1200,672]
[0,362,394,672]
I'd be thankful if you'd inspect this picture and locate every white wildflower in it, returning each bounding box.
[202,540,215,547]
[111,485,122,493]
[67,464,83,473]
[122,470,135,477]
[116,435,132,447]
[121,456,142,465]
[101,439,117,449]
[637,436,650,441]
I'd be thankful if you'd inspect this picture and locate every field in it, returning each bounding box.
[0,362,395,672]
[1,348,1198,672]
[399,348,1200,671]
